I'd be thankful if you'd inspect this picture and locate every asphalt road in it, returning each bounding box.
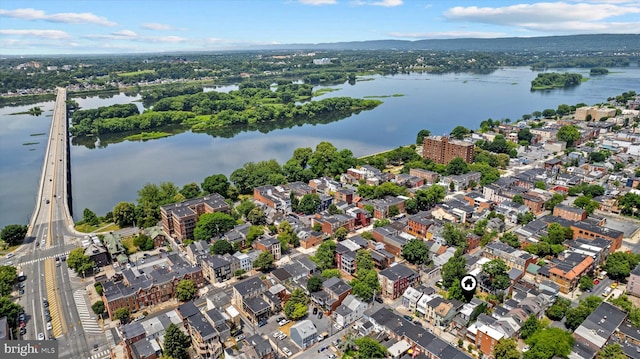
[14,88,108,359]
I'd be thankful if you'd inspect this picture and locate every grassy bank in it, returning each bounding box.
[125,131,172,141]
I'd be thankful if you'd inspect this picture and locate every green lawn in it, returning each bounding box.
[121,237,138,254]
[75,222,120,233]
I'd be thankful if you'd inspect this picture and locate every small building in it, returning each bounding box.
[289,320,318,349]
[379,264,419,300]
[553,204,587,222]
[628,264,640,298]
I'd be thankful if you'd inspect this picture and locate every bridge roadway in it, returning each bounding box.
[13,87,108,359]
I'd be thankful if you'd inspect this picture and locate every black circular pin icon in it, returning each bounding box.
[460,274,477,293]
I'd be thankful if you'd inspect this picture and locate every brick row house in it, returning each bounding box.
[102,254,204,319]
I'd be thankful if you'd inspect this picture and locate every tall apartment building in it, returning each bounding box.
[423,136,474,164]
[161,194,230,241]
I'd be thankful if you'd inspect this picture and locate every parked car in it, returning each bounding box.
[19,328,26,335]
[403,315,413,321]
[258,320,267,327]
[328,354,337,359]
[38,333,44,340]
[282,347,292,357]
[317,312,323,319]
[313,307,318,315]
[375,297,383,304]
[235,334,246,341]
[47,322,52,330]
[273,331,283,338]
[19,313,25,321]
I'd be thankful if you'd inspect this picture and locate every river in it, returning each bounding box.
[1,66,639,227]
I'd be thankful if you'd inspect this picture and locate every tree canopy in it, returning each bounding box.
[402,238,431,265]
[312,240,337,270]
[193,212,236,240]
[164,323,191,359]
[0,224,27,245]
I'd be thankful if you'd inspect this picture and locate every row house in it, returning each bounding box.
[367,196,407,219]
[513,168,546,190]
[315,213,355,236]
[334,188,355,204]
[483,242,537,272]
[564,237,611,268]
[409,168,440,184]
[343,205,372,228]
[394,173,425,188]
[299,231,325,249]
[311,277,353,313]
[405,211,434,239]
[433,199,476,224]
[371,226,409,257]
[335,239,366,275]
[253,236,282,260]
[537,252,594,294]
[102,254,204,319]
[333,295,368,328]
[253,185,291,213]
[309,177,342,195]
[223,223,251,250]
[553,204,587,221]
[482,177,518,203]
[439,172,482,192]
[144,226,169,249]
[378,263,419,300]
[522,192,546,214]
[202,255,232,283]
[285,181,316,197]
[463,192,493,213]
[187,312,223,359]
[495,200,528,224]
[628,264,640,298]
[161,194,230,241]
[573,302,627,356]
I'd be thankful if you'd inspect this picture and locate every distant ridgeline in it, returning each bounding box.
[530,72,585,91]
[68,83,381,138]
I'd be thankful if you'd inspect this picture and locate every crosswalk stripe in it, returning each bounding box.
[87,349,110,359]
[73,290,103,334]
[17,251,70,266]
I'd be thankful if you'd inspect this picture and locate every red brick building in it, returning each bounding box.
[405,211,433,239]
[553,204,587,221]
[378,263,419,299]
[161,194,229,241]
[423,136,474,164]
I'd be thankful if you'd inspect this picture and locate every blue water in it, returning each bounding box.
[1,66,639,227]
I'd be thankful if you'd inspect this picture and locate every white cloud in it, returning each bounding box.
[370,0,403,6]
[0,29,70,39]
[145,36,188,43]
[0,8,116,26]
[444,2,640,24]
[112,30,137,37]
[141,22,173,31]
[388,31,509,39]
[298,0,337,5]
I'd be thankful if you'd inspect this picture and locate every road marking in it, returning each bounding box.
[88,349,110,359]
[45,258,65,337]
[73,290,103,334]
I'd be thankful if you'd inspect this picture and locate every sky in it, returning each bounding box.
[0,0,639,55]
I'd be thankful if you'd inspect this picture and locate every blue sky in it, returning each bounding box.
[1,0,639,55]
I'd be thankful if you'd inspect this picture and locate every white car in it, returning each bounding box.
[273,331,283,338]
[282,347,292,357]
[38,333,45,340]
[46,322,52,330]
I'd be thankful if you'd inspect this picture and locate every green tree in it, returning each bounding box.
[298,194,321,214]
[334,227,348,241]
[94,282,103,296]
[500,232,520,248]
[0,224,27,245]
[114,308,130,323]
[373,219,391,228]
[0,265,17,296]
[520,315,541,339]
[176,279,196,301]
[598,344,626,359]
[350,269,380,301]
[321,269,342,279]
[482,259,511,291]
[557,125,580,147]
[254,251,274,271]
[524,327,574,359]
[442,249,466,288]
[494,338,521,359]
[416,129,431,144]
[284,288,308,319]
[402,238,431,265]
[246,225,264,243]
[442,222,467,248]
[544,193,565,211]
[312,240,337,270]
[236,200,256,218]
[201,174,230,197]
[91,300,105,317]
[328,204,342,215]
[179,182,202,199]
[446,157,470,175]
[546,297,571,321]
[67,247,95,276]
[0,296,22,328]
[579,276,594,291]
[546,222,574,245]
[164,323,191,359]
[113,202,136,227]
[447,280,466,301]
[517,211,536,225]
[355,250,374,272]
[193,212,236,240]
[210,240,234,255]
[83,208,100,226]
[512,194,524,205]
[450,126,470,140]
[307,276,323,292]
[247,207,265,225]
[573,195,599,215]
[354,337,387,359]
[604,252,640,281]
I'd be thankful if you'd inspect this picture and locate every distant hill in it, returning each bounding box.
[260,34,640,52]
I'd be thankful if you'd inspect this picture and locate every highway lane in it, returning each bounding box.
[16,87,107,359]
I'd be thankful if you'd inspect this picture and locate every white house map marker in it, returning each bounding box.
[461,274,477,293]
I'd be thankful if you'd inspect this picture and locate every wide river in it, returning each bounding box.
[1,66,639,227]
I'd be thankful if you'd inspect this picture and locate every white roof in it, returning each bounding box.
[478,324,505,341]
[341,239,362,252]
[226,306,240,318]
[387,340,412,357]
